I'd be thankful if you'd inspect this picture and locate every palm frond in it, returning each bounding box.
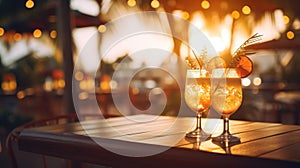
[233,33,263,57]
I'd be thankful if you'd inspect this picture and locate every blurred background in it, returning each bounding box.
[1,0,300,166]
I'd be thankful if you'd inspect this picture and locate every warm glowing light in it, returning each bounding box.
[286,31,294,39]
[145,80,156,89]
[57,79,65,88]
[52,79,65,90]
[78,92,89,100]
[75,71,84,81]
[274,9,286,33]
[190,11,205,29]
[50,30,57,39]
[201,0,210,9]
[293,19,300,30]
[0,27,4,36]
[33,29,42,38]
[210,36,226,53]
[73,27,101,72]
[70,0,100,16]
[25,0,34,9]
[127,0,136,7]
[151,0,160,9]
[43,77,53,92]
[131,87,140,95]
[231,10,240,19]
[242,5,251,15]
[2,73,17,93]
[179,43,189,59]
[253,12,281,41]
[242,78,251,87]
[253,77,262,86]
[110,80,118,90]
[17,91,26,99]
[100,81,110,91]
[79,78,95,90]
[281,51,293,67]
[13,33,22,41]
[283,15,290,24]
[182,11,190,20]
[98,25,107,33]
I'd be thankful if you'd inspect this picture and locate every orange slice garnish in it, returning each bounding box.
[231,56,253,78]
[207,56,226,73]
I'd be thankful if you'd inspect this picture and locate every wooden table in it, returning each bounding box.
[19,115,300,167]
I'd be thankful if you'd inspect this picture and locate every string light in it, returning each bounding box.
[33,29,42,38]
[25,0,34,9]
[98,25,107,33]
[253,77,262,86]
[0,27,4,36]
[201,0,210,9]
[283,15,290,24]
[13,33,22,41]
[182,11,190,20]
[127,0,136,7]
[242,78,251,87]
[231,10,240,19]
[151,0,160,9]
[50,30,57,39]
[286,31,294,40]
[242,5,251,15]
[293,19,300,30]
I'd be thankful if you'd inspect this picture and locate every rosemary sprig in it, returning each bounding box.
[191,48,204,68]
[185,56,198,69]
[185,48,205,69]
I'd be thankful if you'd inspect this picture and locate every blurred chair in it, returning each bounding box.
[6,113,118,168]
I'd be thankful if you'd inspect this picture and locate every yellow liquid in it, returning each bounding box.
[185,77,211,112]
[211,78,242,115]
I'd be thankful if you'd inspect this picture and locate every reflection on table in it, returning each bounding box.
[18,114,300,167]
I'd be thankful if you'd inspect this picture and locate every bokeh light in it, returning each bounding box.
[286,31,295,39]
[253,77,262,86]
[242,5,251,15]
[25,0,34,9]
[201,0,210,9]
[283,15,290,24]
[50,30,57,39]
[13,33,22,41]
[0,27,4,36]
[33,29,42,38]
[232,10,240,19]
[151,0,160,9]
[242,78,251,87]
[98,25,107,33]
[127,0,136,7]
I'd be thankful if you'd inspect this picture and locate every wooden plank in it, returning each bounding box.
[74,116,180,136]
[30,114,173,133]
[229,130,300,157]
[179,125,300,153]
[260,142,300,162]
[107,119,280,148]
[138,123,298,155]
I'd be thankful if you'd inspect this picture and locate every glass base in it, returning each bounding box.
[186,129,211,141]
[212,134,240,144]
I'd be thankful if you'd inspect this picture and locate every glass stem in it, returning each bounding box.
[196,111,203,131]
[223,116,230,136]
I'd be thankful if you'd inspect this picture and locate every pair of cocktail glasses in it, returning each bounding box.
[185,68,242,143]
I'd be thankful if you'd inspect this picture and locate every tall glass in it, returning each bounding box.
[185,69,211,140]
[211,68,243,143]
